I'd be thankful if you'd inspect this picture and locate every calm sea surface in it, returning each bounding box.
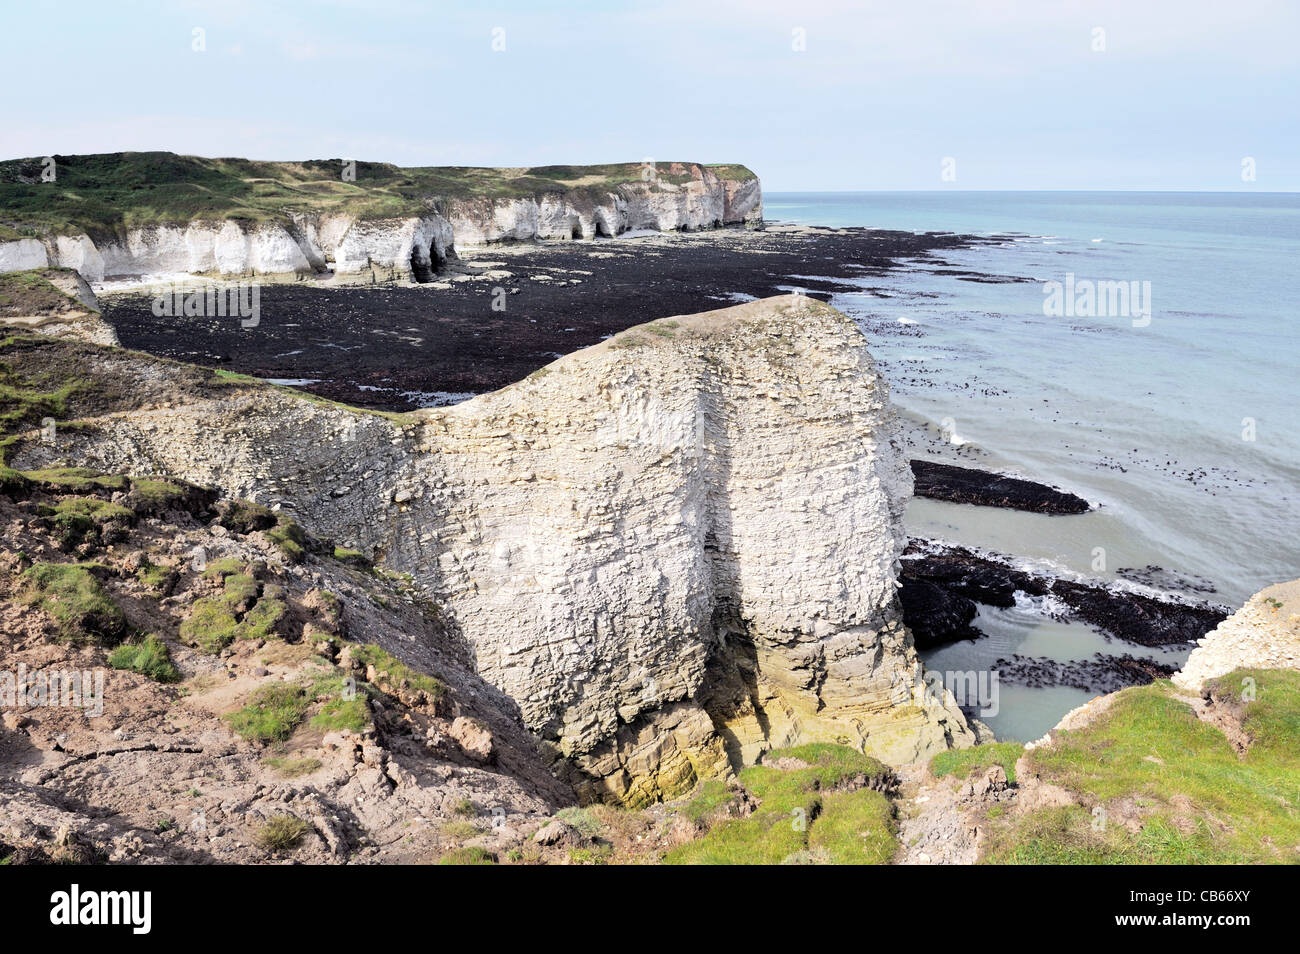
[766,191,1300,739]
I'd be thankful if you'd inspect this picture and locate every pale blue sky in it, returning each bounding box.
[4,0,1297,190]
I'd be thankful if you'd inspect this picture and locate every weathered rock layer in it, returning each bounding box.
[13,296,973,803]
[1173,578,1300,691]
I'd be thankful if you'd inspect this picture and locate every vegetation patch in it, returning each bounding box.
[332,546,371,569]
[983,672,1300,864]
[931,741,1024,785]
[180,571,261,653]
[267,516,306,563]
[40,495,135,550]
[201,557,245,580]
[236,585,287,640]
[666,743,895,865]
[308,675,372,733]
[254,815,309,852]
[179,595,241,653]
[24,467,127,493]
[126,476,214,516]
[217,498,278,534]
[347,642,445,703]
[225,684,309,743]
[264,755,322,777]
[681,779,736,825]
[0,269,82,319]
[22,561,126,645]
[438,846,496,865]
[135,558,175,596]
[108,634,181,682]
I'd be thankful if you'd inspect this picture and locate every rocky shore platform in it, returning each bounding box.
[909,460,1089,514]
[992,652,1178,693]
[98,225,997,410]
[900,540,1230,650]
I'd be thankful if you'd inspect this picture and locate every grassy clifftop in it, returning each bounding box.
[0,152,758,239]
[978,671,1300,863]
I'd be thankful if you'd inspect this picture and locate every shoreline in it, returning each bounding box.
[97,224,996,409]
[92,220,1254,742]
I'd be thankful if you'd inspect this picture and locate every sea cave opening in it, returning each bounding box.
[410,241,447,283]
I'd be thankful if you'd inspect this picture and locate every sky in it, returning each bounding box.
[3,0,1297,191]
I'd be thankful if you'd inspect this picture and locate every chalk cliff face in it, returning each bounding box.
[445,166,762,246]
[0,164,761,285]
[13,296,972,804]
[1173,578,1300,691]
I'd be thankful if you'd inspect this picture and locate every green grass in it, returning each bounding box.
[136,558,174,595]
[40,495,135,550]
[439,820,480,840]
[180,572,269,653]
[332,546,370,568]
[808,789,898,864]
[126,476,209,515]
[438,846,496,865]
[984,672,1300,864]
[236,586,286,640]
[305,668,373,733]
[217,498,277,534]
[201,557,245,579]
[224,684,309,744]
[681,779,735,825]
[179,595,241,654]
[310,694,371,733]
[931,741,1024,785]
[267,517,306,563]
[254,815,309,852]
[0,355,78,441]
[221,572,260,606]
[108,634,181,682]
[346,643,445,702]
[666,743,896,865]
[0,151,757,241]
[22,561,126,645]
[24,467,127,493]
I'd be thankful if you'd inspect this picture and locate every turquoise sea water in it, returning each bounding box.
[765,191,1300,739]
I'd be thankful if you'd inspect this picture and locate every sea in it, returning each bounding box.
[764,191,1300,740]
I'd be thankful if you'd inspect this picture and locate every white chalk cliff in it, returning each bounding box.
[14,296,974,804]
[1173,578,1300,691]
[0,165,762,285]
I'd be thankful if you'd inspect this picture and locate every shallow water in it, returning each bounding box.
[767,191,1300,740]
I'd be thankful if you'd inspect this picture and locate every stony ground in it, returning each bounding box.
[0,469,586,864]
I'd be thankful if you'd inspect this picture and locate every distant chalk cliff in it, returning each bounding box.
[0,154,762,284]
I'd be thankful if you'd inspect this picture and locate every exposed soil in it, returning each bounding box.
[99,226,996,410]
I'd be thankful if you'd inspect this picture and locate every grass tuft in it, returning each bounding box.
[108,634,181,682]
[225,684,309,743]
[254,815,309,852]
